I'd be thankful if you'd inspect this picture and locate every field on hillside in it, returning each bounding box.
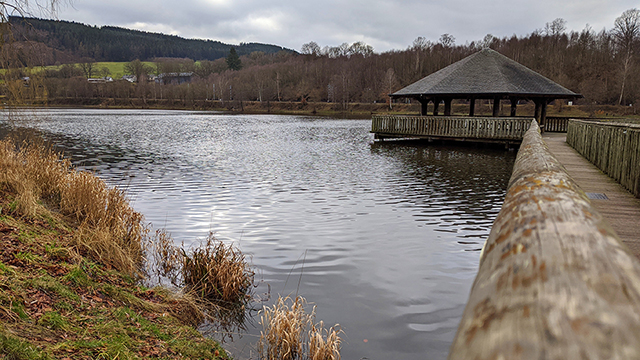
[43,62,156,79]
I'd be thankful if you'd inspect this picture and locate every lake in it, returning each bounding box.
[0,108,516,359]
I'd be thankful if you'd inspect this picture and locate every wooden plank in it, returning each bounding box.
[544,131,640,258]
[449,120,640,360]
[567,120,640,198]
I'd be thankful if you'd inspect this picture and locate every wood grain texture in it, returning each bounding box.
[448,120,640,360]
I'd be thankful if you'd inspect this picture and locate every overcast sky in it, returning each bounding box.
[45,0,638,53]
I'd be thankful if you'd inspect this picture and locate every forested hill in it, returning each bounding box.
[9,16,292,64]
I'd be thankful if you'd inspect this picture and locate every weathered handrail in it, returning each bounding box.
[449,120,640,359]
[371,115,532,141]
[544,116,569,132]
[567,119,640,198]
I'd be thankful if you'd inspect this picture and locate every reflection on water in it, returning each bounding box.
[0,109,515,360]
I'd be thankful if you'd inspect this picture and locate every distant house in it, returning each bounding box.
[156,72,193,85]
[88,77,113,83]
[122,75,137,83]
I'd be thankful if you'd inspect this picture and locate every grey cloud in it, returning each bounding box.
[57,0,640,53]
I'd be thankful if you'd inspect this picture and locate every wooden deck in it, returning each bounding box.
[371,115,532,144]
[544,132,640,258]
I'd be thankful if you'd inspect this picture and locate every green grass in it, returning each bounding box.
[0,200,229,359]
[89,62,155,79]
[17,62,156,79]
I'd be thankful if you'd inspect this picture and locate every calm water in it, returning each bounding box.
[0,109,515,359]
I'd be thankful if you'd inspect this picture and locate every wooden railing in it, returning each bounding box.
[371,115,532,141]
[449,120,640,359]
[567,119,640,198]
[544,117,569,132]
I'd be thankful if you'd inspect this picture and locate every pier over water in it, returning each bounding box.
[449,120,640,359]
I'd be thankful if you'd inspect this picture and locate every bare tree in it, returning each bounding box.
[301,41,321,56]
[482,34,496,49]
[439,34,456,48]
[545,18,567,37]
[79,58,96,78]
[383,68,398,109]
[0,0,61,21]
[347,41,374,57]
[124,59,151,82]
[613,8,640,105]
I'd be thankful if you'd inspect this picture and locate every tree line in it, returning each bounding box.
[7,16,291,64]
[7,9,640,108]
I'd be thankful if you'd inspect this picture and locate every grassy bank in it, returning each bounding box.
[0,139,229,359]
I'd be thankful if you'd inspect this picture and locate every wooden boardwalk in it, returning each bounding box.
[544,132,640,258]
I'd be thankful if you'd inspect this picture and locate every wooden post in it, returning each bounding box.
[492,97,500,117]
[510,98,517,117]
[419,99,429,116]
[534,100,542,122]
[448,120,640,360]
[469,98,475,116]
[540,101,547,133]
[433,99,440,116]
[444,98,452,116]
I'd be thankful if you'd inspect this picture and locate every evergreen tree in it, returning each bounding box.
[226,47,242,71]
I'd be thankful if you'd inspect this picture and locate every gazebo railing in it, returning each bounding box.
[371,115,533,141]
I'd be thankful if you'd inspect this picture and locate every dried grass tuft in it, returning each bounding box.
[258,295,342,360]
[182,233,254,307]
[309,321,342,360]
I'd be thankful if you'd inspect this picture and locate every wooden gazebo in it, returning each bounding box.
[390,48,582,126]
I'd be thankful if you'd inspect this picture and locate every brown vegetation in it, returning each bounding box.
[258,295,341,360]
[182,234,255,306]
[0,139,145,277]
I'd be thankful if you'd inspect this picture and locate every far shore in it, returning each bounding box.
[8,98,640,120]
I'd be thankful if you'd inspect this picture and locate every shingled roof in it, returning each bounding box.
[391,48,581,99]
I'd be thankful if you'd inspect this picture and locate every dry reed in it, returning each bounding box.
[147,228,182,284]
[258,296,342,360]
[182,233,254,307]
[0,138,145,276]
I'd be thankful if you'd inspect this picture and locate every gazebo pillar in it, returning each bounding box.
[444,99,452,116]
[419,98,429,116]
[540,100,548,132]
[510,98,517,116]
[469,98,475,116]
[492,98,500,117]
[534,100,542,122]
[433,98,440,116]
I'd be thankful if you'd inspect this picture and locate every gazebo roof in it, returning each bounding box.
[391,48,581,100]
